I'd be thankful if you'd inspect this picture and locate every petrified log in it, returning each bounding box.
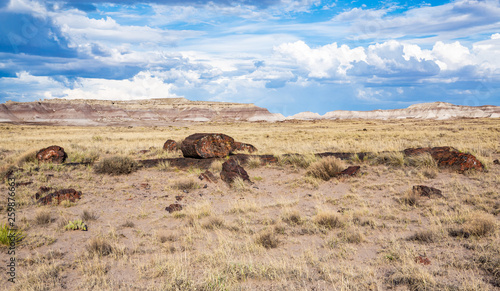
[181,133,235,158]
[165,203,183,213]
[339,166,360,176]
[36,145,67,163]
[412,185,443,198]
[403,147,483,173]
[163,140,178,152]
[220,158,251,184]
[199,170,218,183]
[233,142,257,153]
[37,189,82,205]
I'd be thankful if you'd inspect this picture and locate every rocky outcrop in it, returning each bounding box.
[37,188,82,205]
[181,133,235,158]
[0,98,283,126]
[36,146,67,163]
[163,140,178,152]
[220,158,250,184]
[404,146,483,173]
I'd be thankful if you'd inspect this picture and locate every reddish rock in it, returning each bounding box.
[36,145,67,163]
[233,142,257,153]
[220,158,251,184]
[35,186,52,200]
[165,203,183,213]
[163,140,178,152]
[175,195,184,201]
[181,133,235,159]
[198,170,218,183]
[412,185,443,198]
[37,189,82,205]
[415,256,431,265]
[403,146,483,173]
[339,166,360,176]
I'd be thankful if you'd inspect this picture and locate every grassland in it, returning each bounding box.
[0,118,499,290]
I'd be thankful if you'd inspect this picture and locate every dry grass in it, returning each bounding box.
[1,118,499,290]
[33,209,52,226]
[306,156,345,181]
[94,156,138,175]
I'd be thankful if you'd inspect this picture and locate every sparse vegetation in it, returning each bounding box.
[306,156,345,181]
[94,156,138,175]
[1,119,499,289]
[64,219,88,231]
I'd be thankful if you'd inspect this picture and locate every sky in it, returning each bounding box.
[0,0,499,115]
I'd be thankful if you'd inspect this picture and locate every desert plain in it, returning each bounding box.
[0,118,499,290]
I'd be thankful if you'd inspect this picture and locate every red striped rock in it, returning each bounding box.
[220,158,250,184]
[37,188,82,205]
[163,140,178,152]
[181,133,235,158]
[36,145,67,163]
[233,142,257,153]
[403,146,483,173]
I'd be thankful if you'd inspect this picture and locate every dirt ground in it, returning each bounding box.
[0,119,499,290]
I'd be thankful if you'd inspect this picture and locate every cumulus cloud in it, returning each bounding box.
[63,71,178,100]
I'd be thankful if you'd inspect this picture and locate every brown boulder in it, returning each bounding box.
[165,203,183,213]
[412,185,443,198]
[493,159,499,165]
[233,142,257,153]
[163,140,178,152]
[36,145,67,163]
[403,146,483,173]
[199,170,218,183]
[181,133,235,158]
[339,166,360,176]
[220,158,251,184]
[37,188,82,205]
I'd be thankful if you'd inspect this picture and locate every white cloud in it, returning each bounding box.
[0,71,67,100]
[63,71,178,100]
[492,33,500,39]
[431,41,472,71]
[274,40,366,78]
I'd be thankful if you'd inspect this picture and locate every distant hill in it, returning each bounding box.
[0,99,498,126]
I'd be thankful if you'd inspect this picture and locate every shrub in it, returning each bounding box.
[87,237,113,257]
[34,209,52,226]
[407,229,439,243]
[172,179,201,191]
[0,223,25,246]
[255,231,280,249]
[94,156,138,175]
[281,211,303,226]
[202,217,225,230]
[246,156,263,169]
[374,152,405,167]
[406,153,437,169]
[81,210,99,221]
[306,156,345,181]
[278,153,318,169]
[64,219,88,231]
[449,213,497,238]
[313,212,345,229]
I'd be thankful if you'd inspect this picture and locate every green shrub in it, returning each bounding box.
[0,223,25,246]
[64,219,88,231]
[94,156,138,175]
[306,156,345,181]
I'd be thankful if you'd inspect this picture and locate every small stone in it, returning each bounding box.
[165,204,183,213]
[412,185,443,198]
[494,159,500,165]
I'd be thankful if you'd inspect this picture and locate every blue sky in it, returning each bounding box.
[0,0,499,115]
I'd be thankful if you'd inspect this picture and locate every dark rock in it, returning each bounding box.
[403,146,483,173]
[163,140,178,152]
[36,145,67,163]
[339,166,360,176]
[181,133,235,158]
[220,158,251,184]
[35,186,52,200]
[412,185,443,198]
[494,159,500,165]
[37,189,82,205]
[16,181,33,187]
[139,183,150,190]
[165,203,183,213]
[175,195,184,201]
[198,170,218,183]
[233,142,257,153]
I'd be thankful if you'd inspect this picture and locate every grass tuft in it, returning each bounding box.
[313,212,345,229]
[94,156,138,175]
[306,156,345,181]
[87,237,113,257]
[34,209,52,226]
[255,230,280,249]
